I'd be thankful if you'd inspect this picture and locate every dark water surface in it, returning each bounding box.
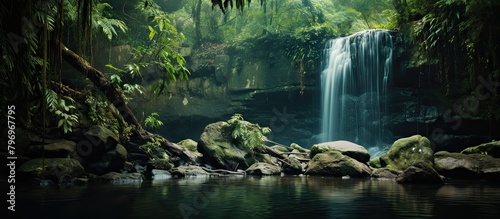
[11,176,500,219]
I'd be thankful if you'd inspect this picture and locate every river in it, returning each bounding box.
[11,176,500,219]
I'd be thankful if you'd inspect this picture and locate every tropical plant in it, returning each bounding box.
[144,112,164,130]
[106,0,190,96]
[398,0,500,86]
[92,2,128,40]
[227,114,271,151]
[139,136,168,158]
[45,89,79,134]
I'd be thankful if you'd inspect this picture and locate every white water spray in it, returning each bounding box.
[320,29,394,154]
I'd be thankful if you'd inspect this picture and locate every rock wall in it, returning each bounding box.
[104,30,499,152]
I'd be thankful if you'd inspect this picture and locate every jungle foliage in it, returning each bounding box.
[227,114,271,152]
[394,0,500,87]
[1,0,396,133]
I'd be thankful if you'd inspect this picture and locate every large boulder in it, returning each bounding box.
[19,158,85,183]
[75,125,120,161]
[434,151,500,179]
[396,162,445,184]
[197,121,267,170]
[310,141,370,163]
[375,135,434,171]
[85,144,128,175]
[282,157,303,175]
[461,141,500,158]
[305,151,372,177]
[246,162,281,175]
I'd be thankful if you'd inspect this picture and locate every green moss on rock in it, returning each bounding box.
[19,158,85,183]
[378,135,434,171]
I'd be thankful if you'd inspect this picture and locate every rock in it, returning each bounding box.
[27,139,76,158]
[151,169,172,180]
[396,162,445,184]
[148,159,174,171]
[197,121,264,170]
[177,139,199,152]
[86,144,128,175]
[377,135,434,171]
[434,151,500,179]
[305,151,372,177]
[246,162,281,175]
[128,152,152,162]
[123,161,135,173]
[146,159,174,179]
[461,141,500,158]
[94,172,143,184]
[76,125,120,160]
[368,156,382,168]
[170,165,209,177]
[310,141,370,163]
[282,157,303,175]
[19,158,85,183]
[371,168,401,179]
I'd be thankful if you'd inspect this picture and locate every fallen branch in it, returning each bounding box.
[201,167,245,175]
[265,146,310,162]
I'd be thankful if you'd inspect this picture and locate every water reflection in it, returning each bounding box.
[11,177,500,219]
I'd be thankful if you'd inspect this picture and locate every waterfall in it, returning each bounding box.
[320,29,394,153]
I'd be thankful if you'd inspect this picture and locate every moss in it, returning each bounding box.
[177,139,198,152]
[368,157,382,168]
[379,135,434,171]
[19,158,85,182]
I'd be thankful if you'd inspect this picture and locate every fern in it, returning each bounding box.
[45,89,79,134]
[227,114,271,151]
[144,112,164,131]
[91,2,128,40]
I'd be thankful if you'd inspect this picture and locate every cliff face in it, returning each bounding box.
[105,31,499,151]
[126,42,320,147]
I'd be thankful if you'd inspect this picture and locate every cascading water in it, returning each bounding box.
[320,29,394,156]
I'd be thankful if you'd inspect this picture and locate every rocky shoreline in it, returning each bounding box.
[13,117,500,186]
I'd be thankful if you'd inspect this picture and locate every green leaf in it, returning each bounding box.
[148,25,157,40]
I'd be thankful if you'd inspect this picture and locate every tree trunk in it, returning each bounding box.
[194,0,202,47]
[61,44,200,164]
[61,44,142,130]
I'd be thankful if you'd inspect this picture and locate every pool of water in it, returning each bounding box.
[9,176,500,219]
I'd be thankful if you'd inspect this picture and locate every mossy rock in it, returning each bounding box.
[310,141,370,163]
[379,135,434,171]
[395,162,445,184]
[368,156,382,168]
[305,151,372,177]
[177,139,198,152]
[19,158,85,183]
[198,121,261,170]
[148,159,174,171]
[246,162,281,175]
[371,168,401,179]
[461,141,500,158]
[434,151,500,179]
[282,157,303,175]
